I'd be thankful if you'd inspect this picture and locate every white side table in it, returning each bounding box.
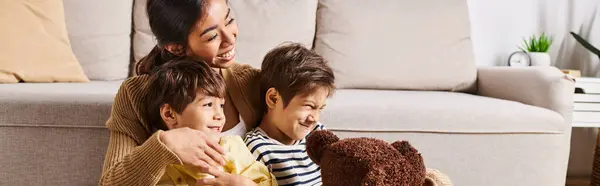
[571,77,600,184]
[573,77,600,127]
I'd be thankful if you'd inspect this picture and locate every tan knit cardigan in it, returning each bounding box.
[99,63,262,186]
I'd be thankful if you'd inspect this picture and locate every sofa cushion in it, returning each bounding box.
[229,0,318,67]
[132,0,318,68]
[63,0,133,80]
[132,0,154,74]
[321,90,565,134]
[314,0,477,91]
[0,81,122,128]
[0,0,89,83]
[330,126,567,186]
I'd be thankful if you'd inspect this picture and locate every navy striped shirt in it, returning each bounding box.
[244,123,325,186]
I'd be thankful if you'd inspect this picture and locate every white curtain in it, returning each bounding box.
[549,0,600,77]
[468,0,600,177]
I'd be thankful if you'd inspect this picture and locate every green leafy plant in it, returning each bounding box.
[518,33,553,52]
[570,31,600,60]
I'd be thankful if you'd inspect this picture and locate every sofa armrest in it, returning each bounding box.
[477,66,575,121]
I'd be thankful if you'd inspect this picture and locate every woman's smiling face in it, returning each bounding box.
[185,0,238,68]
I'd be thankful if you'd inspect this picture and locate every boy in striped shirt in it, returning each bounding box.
[244,42,336,186]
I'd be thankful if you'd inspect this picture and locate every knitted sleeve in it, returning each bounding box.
[99,77,182,185]
[226,64,263,129]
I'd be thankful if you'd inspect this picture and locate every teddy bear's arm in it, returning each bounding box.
[424,169,453,186]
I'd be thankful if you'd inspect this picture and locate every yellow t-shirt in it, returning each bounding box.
[157,136,277,186]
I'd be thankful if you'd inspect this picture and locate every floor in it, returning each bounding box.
[566,176,590,186]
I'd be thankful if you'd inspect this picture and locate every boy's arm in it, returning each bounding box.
[223,136,278,186]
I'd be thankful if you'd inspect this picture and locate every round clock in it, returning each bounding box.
[508,51,531,67]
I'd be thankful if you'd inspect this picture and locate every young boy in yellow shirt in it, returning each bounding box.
[145,59,277,186]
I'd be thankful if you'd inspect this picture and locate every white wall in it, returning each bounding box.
[468,0,600,177]
[468,0,540,66]
[468,0,600,76]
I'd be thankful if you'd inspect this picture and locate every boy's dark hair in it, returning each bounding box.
[146,59,226,130]
[259,42,336,112]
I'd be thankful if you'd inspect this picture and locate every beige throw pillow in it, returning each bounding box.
[0,0,88,83]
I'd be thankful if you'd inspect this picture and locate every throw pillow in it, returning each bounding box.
[0,0,88,83]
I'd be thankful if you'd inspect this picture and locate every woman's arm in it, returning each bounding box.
[99,79,181,185]
[100,131,180,185]
[223,63,263,129]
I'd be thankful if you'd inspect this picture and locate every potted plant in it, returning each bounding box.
[570,31,600,61]
[518,33,554,66]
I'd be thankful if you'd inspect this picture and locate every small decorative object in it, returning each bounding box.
[570,31,600,61]
[508,51,531,67]
[508,33,553,66]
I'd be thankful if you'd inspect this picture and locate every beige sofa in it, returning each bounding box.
[0,0,575,186]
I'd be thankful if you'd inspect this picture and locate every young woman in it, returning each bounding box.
[99,0,263,185]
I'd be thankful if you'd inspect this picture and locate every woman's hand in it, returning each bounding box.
[196,168,258,186]
[160,127,226,172]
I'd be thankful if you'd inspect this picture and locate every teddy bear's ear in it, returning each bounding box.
[306,130,339,165]
[391,141,418,155]
[392,141,427,184]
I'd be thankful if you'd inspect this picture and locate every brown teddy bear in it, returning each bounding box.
[306,130,452,186]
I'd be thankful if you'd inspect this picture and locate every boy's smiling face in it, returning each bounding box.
[268,87,329,144]
[161,92,226,136]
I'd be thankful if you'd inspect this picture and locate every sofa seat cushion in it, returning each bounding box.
[0,81,122,128]
[321,89,565,134]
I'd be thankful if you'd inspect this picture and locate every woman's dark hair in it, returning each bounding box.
[136,0,209,75]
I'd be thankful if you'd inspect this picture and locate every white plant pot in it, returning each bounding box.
[528,52,551,66]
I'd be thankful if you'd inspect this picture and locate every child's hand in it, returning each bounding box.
[196,167,257,186]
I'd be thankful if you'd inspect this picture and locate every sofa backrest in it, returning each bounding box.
[62,0,477,92]
[313,0,477,91]
[63,0,133,81]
